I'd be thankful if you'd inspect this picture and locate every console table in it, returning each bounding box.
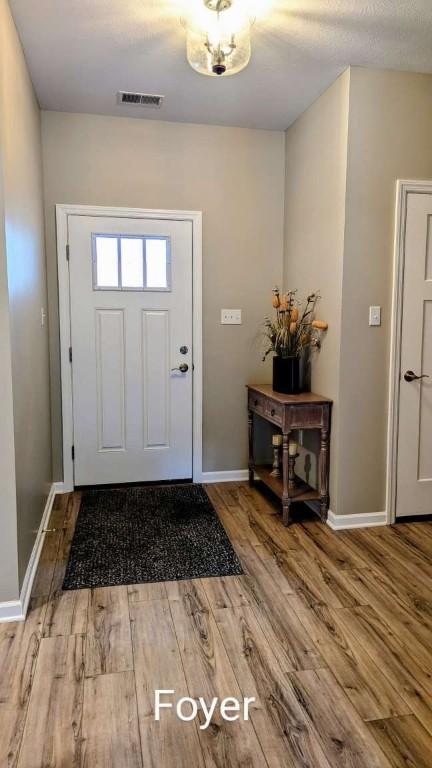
[247,384,332,526]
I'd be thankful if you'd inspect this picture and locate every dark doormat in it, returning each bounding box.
[62,484,243,590]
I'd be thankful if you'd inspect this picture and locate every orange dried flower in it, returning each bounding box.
[312,320,328,330]
[291,307,299,322]
[272,288,280,309]
[280,293,290,311]
[290,321,297,335]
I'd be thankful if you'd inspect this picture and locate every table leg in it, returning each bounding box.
[319,427,330,521]
[248,409,254,487]
[282,432,291,526]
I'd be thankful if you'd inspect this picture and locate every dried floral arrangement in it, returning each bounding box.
[262,288,328,361]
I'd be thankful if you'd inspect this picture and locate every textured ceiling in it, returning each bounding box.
[9,0,432,130]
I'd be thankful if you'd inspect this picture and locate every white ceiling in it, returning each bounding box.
[9,0,432,131]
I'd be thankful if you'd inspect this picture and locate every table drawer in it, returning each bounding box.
[289,405,325,428]
[248,391,266,418]
[265,401,283,426]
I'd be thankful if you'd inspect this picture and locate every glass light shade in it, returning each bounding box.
[186,3,252,77]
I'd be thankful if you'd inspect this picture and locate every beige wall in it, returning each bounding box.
[0,0,51,593]
[284,70,350,508]
[338,67,432,515]
[284,65,432,517]
[0,132,19,602]
[41,111,285,479]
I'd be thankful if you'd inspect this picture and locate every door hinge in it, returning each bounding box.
[71,445,75,461]
[66,244,70,261]
[69,346,73,363]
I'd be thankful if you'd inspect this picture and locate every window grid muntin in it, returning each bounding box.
[92,233,171,291]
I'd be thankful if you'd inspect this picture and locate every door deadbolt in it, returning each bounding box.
[180,346,188,355]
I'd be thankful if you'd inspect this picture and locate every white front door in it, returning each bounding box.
[68,215,193,486]
[396,192,432,518]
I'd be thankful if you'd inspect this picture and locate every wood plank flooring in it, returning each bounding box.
[2,483,432,767]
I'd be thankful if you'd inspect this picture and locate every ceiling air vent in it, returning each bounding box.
[117,91,164,108]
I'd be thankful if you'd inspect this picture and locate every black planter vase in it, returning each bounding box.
[273,356,300,394]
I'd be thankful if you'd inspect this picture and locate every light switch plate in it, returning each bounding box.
[369,306,381,326]
[221,309,242,325]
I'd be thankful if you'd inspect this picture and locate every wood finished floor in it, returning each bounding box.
[2,483,432,767]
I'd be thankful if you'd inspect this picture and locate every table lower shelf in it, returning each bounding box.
[253,464,320,503]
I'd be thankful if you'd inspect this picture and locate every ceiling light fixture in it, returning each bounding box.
[184,0,254,77]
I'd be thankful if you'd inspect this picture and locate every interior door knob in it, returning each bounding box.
[404,370,429,382]
[171,363,189,374]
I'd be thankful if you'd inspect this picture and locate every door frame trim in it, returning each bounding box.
[387,180,432,523]
[56,204,203,491]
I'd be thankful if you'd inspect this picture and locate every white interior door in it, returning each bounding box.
[68,215,193,486]
[396,192,432,518]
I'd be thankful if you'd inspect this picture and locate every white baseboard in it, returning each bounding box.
[327,509,387,530]
[0,482,59,623]
[52,480,67,494]
[0,600,23,622]
[200,470,249,484]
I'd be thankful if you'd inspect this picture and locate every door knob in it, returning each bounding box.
[404,370,429,382]
[171,363,189,374]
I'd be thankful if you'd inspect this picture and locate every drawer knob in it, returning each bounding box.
[254,399,258,406]
[271,409,276,417]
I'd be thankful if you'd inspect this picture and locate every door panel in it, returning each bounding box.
[142,310,170,448]
[425,215,432,280]
[68,215,193,486]
[419,301,432,481]
[96,309,126,451]
[396,193,432,517]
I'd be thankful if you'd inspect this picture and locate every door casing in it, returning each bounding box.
[56,204,203,491]
[387,180,432,523]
